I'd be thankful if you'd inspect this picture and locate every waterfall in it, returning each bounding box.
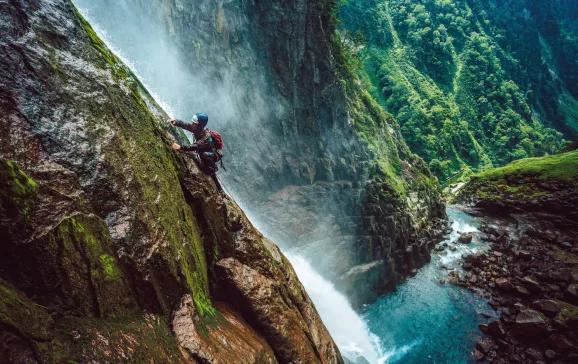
[72,3,383,362]
[284,254,382,364]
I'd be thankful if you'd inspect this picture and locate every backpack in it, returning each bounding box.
[202,130,224,150]
[201,129,226,171]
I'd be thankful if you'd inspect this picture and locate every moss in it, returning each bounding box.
[39,314,186,363]
[69,2,216,317]
[0,279,53,341]
[42,215,136,316]
[0,160,38,221]
[475,150,578,184]
[99,254,121,281]
[553,300,578,327]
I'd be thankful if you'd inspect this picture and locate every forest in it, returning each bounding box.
[339,0,578,182]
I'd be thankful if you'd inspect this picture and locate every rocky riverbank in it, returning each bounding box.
[449,211,578,363]
[447,151,578,363]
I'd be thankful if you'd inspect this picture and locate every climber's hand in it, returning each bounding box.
[167,119,175,125]
[171,143,181,150]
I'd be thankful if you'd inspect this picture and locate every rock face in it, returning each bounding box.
[0,1,342,362]
[72,0,447,307]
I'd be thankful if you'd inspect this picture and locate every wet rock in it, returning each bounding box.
[495,278,513,291]
[515,285,531,296]
[560,242,573,249]
[459,233,473,244]
[531,300,561,318]
[525,348,545,362]
[547,333,574,352]
[514,310,548,338]
[172,295,277,363]
[544,350,556,360]
[521,276,542,293]
[472,348,485,361]
[477,338,494,354]
[449,245,457,251]
[463,263,473,271]
[565,284,578,304]
[487,320,507,338]
[571,272,578,284]
[439,279,446,285]
[515,250,532,260]
[466,251,486,266]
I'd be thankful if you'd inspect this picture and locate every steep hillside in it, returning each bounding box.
[73,0,448,307]
[340,0,576,183]
[0,1,342,362]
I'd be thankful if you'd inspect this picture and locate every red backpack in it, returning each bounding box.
[202,129,224,150]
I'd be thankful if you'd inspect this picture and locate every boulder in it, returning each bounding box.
[514,310,548,338]
[525,348,545,362]
[544,350,556,360]
[495,278,513,292]
[487,320,507,338]
[516,250,532,260]
[476,338,494,354]
[521,276,542,293]
[465,251,486,266]
[531,300,561,318]
[547,333,574,352]
[565,284,578,304]
[515,285,531,296]
[471,349,485,361]
[459,233,473,244]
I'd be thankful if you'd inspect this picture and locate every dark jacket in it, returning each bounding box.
[173,119,212,152]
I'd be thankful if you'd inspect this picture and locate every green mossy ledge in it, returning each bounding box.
[455,150,578,229]
[0,1,343,362]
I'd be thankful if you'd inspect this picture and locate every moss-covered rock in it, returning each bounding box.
[456,150,578,231]
[0,160,38,240]
[0,0,344,362]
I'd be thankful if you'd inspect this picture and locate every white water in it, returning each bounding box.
[285,254,382,363]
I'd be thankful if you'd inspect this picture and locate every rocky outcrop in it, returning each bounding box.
[73,0,447,307]
[0,1,342,362]
[456,150,578,235]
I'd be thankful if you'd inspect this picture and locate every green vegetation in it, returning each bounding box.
[339,0,577,183]
[475,149,578,183]
[456,150,578,203]
[0,279,54,340]
[325,0,440,198]
[0,160,38,222]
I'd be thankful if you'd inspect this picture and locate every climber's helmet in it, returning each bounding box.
[192,113,209,129]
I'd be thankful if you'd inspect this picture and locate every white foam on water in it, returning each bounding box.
[377,339,422,364]
[285,254,383,364]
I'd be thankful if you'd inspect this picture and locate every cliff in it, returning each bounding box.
[0,1,342,362]
[72,0,447,307]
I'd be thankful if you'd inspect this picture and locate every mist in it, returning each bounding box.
[71,1,383,362]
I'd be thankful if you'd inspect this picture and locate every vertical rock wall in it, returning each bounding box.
[72,0,447,307]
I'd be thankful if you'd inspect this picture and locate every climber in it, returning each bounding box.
[168,113,225,192]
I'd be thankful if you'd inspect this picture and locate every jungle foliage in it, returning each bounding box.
[339,0,578,183]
